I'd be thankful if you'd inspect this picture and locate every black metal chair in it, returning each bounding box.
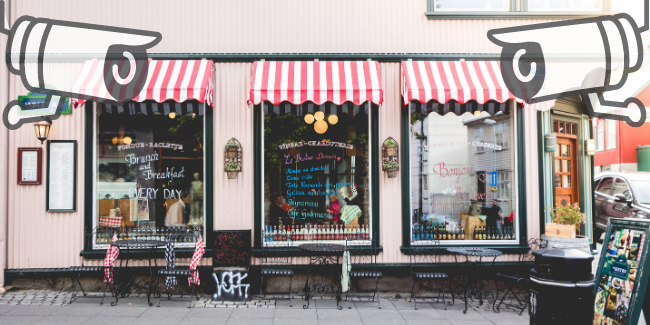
[157,229,202,308]
[493,238,547,315]
[344,234,382,308]
[259,229,295,307]
[409,239,452,310]
[68,227,117,305]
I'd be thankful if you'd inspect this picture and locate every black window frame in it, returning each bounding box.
[426,0,617,19]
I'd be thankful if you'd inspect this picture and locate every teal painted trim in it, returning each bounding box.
[371,104,381,244]
[516,104,528,243]
[253,106,262,249]
[540,111,554,223]
[83,102,93,250]
[537,111,546,235]
[581,116,594,244]
[401,104,411,247]
[205,104,214,245]
[251,246,383,258]
[400,245,530,255]
[590,124,597,250]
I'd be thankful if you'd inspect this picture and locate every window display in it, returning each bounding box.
[94,101,204,247]
[409,101,518,243]
[262,102,371,244]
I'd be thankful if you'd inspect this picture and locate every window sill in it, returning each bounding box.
[80,248,213,260]
[425,11,617,20]
[251,246,383,258]
[400,244,529,255]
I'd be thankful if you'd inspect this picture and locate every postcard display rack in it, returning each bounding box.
[593,218,650,325]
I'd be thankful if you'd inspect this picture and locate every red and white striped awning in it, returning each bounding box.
[71,60,213,108]
[248,61,383,106]
[401,61,523,105]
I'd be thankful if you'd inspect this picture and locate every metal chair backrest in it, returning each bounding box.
[345,234,379,267]
[409,239,444,270]
[260,228,293,266]
[167,229,200,269]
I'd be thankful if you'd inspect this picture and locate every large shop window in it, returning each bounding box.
[262,102,372,245]
[408,101,519,244]
[93,101,205,248]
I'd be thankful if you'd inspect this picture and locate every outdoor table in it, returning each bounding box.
[299,243,345,310]
[111,240,166,306]
[447,247,503,314]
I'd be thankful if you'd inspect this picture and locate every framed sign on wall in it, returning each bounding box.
[46,140,77,212]
[17,148,42,185]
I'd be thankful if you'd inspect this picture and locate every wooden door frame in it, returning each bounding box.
[554,136,579,206]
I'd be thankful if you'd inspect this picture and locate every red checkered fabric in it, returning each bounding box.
[188,236,205,286]
[99,216,122,228]
[104,234,120,284]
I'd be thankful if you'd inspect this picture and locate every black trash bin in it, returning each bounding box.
[528,248,595,325]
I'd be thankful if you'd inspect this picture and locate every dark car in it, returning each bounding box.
[594,172,650,240]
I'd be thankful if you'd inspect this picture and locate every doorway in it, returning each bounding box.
[554,121,579,207]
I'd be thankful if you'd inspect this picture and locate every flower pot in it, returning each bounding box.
[386,169,398,178]
[226,148,238,158]
[544,223,576,239]
[227,171,238,179]
[386,146,397,157]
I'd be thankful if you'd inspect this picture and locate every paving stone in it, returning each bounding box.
[0,315,45,325]
[32,315,90,325]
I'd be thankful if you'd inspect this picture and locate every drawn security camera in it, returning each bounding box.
[488,10,648,127]
[1,1,161,130]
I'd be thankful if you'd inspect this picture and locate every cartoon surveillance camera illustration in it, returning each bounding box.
[0,0,161,130]
[488,1,650,127]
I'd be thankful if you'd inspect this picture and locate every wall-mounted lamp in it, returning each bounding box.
[585,139,596,156]
[544,133,557,152]
[34,121,51,144]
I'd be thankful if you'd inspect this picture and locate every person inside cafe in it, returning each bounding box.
[165,190,192,226]
[483,199,504,235]
[268,193,294,225]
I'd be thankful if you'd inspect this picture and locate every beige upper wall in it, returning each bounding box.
[9,0,555,54]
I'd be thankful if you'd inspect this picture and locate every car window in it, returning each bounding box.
[595,177,613,195]
[613,178,632,201]
[631,181,650,205]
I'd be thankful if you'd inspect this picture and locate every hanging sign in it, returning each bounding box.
[593,218,650,325]
[18,90,72,116]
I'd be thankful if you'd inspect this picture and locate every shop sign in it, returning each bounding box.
[593,218,650,325]
[212,271,249,301]
[18,90,72,116]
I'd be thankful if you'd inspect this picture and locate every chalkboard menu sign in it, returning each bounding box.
[593,218,650,325]
[213,230,251,266]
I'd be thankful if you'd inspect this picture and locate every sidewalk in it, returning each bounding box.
[0,290,530,325]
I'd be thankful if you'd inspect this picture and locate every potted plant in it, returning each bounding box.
[546,203,586,239]
[385,138,398,157]
[225,161,240,179]
[383,161,399,178]
[226,140,239,158]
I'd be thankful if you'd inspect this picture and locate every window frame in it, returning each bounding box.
[596,120,605,152]
[426,0,617,19]
[253,101,382,254]
[606,119,617,150]
[401,101,527,251]
[82,101,214,255]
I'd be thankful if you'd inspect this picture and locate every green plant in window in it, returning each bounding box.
[225,160,240,171]
[383,161,398,170]
[264,114,309,169]
[168,115,204,143]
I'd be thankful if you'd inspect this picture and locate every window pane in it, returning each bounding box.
[528,0,603,11]
[562,160,570,173]
[597,121,605,151]
[563,175,571,188]
[613,178,632,201]
[95,101,205,247]
[555,159,561,173]
[607,119,617,149]
[410,105,516,243]
[434,0,510,11]
[562,144,570,157]
[596,177,613,195]
[263,102,370,244]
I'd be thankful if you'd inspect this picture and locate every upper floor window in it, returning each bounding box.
[433,0,511,11]
[527,0,603,11]
[606,119,617,150]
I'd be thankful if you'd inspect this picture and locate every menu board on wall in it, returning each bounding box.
[46,140,77,212]
[17,148,42,185]
[593,218,650,325]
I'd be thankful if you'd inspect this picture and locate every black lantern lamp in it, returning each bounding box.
[34,121,51,144]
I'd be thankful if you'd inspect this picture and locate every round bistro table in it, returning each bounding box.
[298,243,346,310]
[447,247,503,314]
[110,240,166,306]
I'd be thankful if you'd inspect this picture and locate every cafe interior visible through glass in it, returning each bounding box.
[262,102,372,244]
[409,100,518,244]
[94,100,205,247]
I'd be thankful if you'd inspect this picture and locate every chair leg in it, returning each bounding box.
[440,279,447,310]
[411,278,417,310]
[259,275,264,302]
[69,275,79,304]
[375,277,381,309]
[289,275,294,308]
[157,279,164,307]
